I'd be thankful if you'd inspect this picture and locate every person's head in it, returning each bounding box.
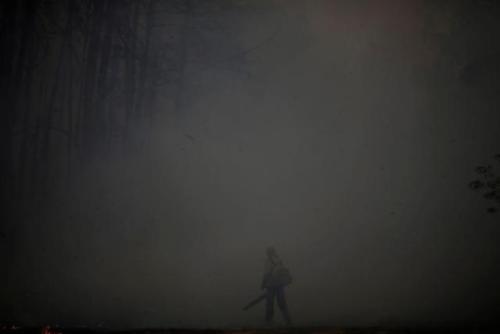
[266,246,277,258]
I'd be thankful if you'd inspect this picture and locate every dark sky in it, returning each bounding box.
[3,0,500,329]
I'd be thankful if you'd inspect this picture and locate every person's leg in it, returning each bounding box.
[276,286,292,326]
[265,288,275,324]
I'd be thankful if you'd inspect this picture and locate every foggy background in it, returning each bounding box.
[2,0,500,329]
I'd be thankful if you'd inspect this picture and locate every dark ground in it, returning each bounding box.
[1,327,499,334]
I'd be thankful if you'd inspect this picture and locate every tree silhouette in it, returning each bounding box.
[469,154,500,213]
[1,0,280,228]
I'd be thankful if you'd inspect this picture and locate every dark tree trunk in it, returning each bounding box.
[65,1,76,184]
[2,0,39,201]
[123,1,140,151]
[174,0,193,117]
[0,0,20,215]
[40,11,71,192]
[81,0,107,159]
[94,1,114,156]
[135,0,154,123]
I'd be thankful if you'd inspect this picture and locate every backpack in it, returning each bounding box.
[268,261,293,287]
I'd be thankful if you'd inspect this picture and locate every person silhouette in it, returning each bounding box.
[261,246,292,326]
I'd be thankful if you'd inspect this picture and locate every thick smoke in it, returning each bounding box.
[3,0,500,329]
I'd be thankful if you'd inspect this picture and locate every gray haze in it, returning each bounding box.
[3,0,500,329]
